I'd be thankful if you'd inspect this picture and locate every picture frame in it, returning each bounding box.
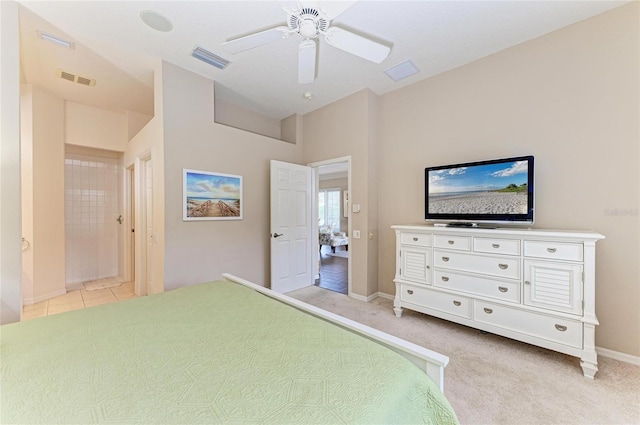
[183,169,243,221]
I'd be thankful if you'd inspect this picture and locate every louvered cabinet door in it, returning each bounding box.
[524,259,583,315]
[400,246,431,285]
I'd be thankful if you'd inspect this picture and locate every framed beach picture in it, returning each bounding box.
[183,169,243,221]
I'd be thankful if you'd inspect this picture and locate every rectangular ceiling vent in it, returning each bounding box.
[191,47,230,69]
[56,69,96,87]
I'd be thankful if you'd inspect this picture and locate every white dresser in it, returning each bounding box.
[392,225,604,378]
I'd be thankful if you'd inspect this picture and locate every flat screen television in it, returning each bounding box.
[425,155,534,226]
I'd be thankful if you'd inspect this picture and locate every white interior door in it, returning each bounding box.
[270,160,313,293]
[144,159,153,295]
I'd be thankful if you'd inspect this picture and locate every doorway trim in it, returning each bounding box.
[133,149,153,296]
[308,156,352,296]
[122,165,135,284]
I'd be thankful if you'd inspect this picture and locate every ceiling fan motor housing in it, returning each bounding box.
[288,7,329,38]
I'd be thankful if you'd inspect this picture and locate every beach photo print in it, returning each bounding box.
[183,169,243,221]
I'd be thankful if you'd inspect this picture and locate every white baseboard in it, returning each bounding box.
[22,288,67,306]
[596,347,640,366]
[350,292,394,302]
[377,292,394,301]
[350,292,378,302]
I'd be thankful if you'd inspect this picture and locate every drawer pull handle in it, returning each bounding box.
[426,265,430,269]
[413,237,418,241]
[483,308,493,314]
[498,263,508,269]
[407,290,414,295]
[524,280,531,285]
[498,286,508,292]
[555,324,567,332]
[442,256,450,262]
[448,240,455,245]
[492,243,500,248]
[453,301,461,306]
[547,247,557,253]
[441,276,449,282]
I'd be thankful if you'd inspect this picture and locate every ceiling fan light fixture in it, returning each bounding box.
[299,19,318,38]
[37,31,74,49]
[191,47,230,70]
[384,60,419,81]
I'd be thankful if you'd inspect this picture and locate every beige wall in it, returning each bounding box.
[161,62,303,290]
[65,101,128,150]
[127,110,153,141]
[20,84,66,303]
[214,96,282,141]
[303,90,378,297]
[0,0,22,324]
[376,3,639,356]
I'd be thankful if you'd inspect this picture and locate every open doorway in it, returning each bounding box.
[310,157,351,295]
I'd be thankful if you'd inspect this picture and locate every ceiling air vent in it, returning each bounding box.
[55,69,96,87]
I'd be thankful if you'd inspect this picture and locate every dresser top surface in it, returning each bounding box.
[391,224,605,241]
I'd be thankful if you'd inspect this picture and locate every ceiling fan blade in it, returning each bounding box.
[298,39,317,84]
[318,0,358,19]
[323,27,390,63]
[222,26,290,54]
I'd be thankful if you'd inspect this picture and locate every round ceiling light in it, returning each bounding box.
[140,10,173,32]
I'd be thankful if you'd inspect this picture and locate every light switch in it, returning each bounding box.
[352,204,361,213]
[353,230,361,239]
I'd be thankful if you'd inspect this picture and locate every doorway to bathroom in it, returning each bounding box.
[64,146,123,291]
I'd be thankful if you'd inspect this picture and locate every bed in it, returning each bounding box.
[1,274,458,424]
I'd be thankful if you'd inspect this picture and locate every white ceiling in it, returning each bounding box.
[17,1,628,119]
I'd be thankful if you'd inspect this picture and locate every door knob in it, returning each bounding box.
[272,233,283,238]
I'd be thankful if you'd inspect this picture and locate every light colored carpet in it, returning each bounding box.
[82,276,121,291]
[287,285,640,425]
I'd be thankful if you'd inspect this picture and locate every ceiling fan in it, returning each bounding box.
[221,1,391,84]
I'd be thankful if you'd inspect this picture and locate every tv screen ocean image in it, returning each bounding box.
[428,160,528,215]
[185,171,242,219]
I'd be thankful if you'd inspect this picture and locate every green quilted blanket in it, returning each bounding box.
[1,280,458,424]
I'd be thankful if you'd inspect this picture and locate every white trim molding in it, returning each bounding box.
[22,288,67,306]
[350,292,378,302]
[596,347,640,366]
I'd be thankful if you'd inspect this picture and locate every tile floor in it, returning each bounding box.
[21,281,137,321]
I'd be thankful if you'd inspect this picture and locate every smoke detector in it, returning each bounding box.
[56,69,96,87]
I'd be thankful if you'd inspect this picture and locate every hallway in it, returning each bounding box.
[315,245,348,294]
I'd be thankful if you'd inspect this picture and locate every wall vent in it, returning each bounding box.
[56,69,96,86]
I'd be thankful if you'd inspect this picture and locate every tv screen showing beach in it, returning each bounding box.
[428,160,529,215]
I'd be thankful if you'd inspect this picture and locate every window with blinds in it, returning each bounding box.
[318,188,341,231]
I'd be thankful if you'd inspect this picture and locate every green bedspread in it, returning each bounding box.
[1,280,458,424]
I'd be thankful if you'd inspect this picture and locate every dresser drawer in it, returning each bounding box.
[524,241,583,262]
[433,235,471,251]
[474,300,583,348]
[400,232,431,247]
[474,237,521,256]
[400,285,471,319]
[434,250,521,280]
[434,270,520,303]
